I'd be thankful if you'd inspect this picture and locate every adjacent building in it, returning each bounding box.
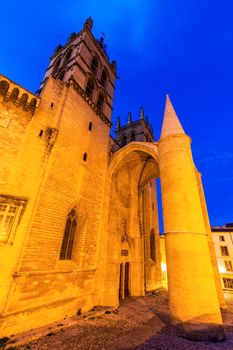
[212,224,233,291]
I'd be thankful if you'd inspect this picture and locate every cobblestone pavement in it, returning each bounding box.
[5,291,233,350]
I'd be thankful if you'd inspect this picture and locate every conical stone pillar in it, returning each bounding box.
[158,96,225,341]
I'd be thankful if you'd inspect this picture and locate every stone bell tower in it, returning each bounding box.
[115,106,154,146]
[38,17,117,123]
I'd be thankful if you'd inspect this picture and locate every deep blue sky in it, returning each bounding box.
[1,0,233,226]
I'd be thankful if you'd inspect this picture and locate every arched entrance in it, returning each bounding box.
[101,142,162,306]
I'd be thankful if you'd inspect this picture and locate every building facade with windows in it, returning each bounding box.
[212,224,233,291]
[0,18,225,341]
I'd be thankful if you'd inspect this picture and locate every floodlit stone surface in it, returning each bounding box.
[158,97,224,340]
[0,18,226,341]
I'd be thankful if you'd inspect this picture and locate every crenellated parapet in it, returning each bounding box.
[0,74,40,115]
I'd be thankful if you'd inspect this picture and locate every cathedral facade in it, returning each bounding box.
[0,18,226,341]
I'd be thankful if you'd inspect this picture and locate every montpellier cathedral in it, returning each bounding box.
[0,18,226,341]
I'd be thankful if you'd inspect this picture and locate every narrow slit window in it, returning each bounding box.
[83,153,87,161]
[150,229,156,262]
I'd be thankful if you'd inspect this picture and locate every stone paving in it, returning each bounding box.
[3,290,233,350]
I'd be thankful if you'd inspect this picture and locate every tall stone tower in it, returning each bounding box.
[39,17,116,123]
[0,18,118,336]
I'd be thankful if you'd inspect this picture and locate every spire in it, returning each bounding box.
[160,95,185,139]
[84,17,93,31]
[139,106,144,120]
[116,116,121,130]
[127,112,132,124]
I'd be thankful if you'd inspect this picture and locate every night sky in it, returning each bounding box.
[1,0,233,227]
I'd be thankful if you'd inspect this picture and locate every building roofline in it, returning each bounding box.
[0,73,40,98]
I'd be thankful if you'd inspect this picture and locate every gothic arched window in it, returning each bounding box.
[101,69,107,86]
[64,49,72,65]
[53,57,62,75]
[91,56,98,74]
[9,88,19,102]
[97,92,104,110]
[85,78,94,99]
[60,209,78,260]
[150,229,156,262]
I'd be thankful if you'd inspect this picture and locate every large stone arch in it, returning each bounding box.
[99,142,162,306]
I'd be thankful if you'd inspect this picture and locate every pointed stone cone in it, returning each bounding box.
[158,96,225,341]
[127,112,132,124]
[160,95,185,139]
[139,106,144,119]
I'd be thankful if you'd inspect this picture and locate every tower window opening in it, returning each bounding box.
[122,135,127,146]
[101,69,107,86]
[91,56,98,74]
[131,132,136,141]
[50,102,54,108]
[58,71,65,81]
[60,208,78,260]
[39,130,44,137]
[64,49,72,66]
[85,78,94,99]
[88,122,93,131]
[83,152,87,161]
[97,92,104,110]
[9,87,19,102]
[53,57,62,75]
